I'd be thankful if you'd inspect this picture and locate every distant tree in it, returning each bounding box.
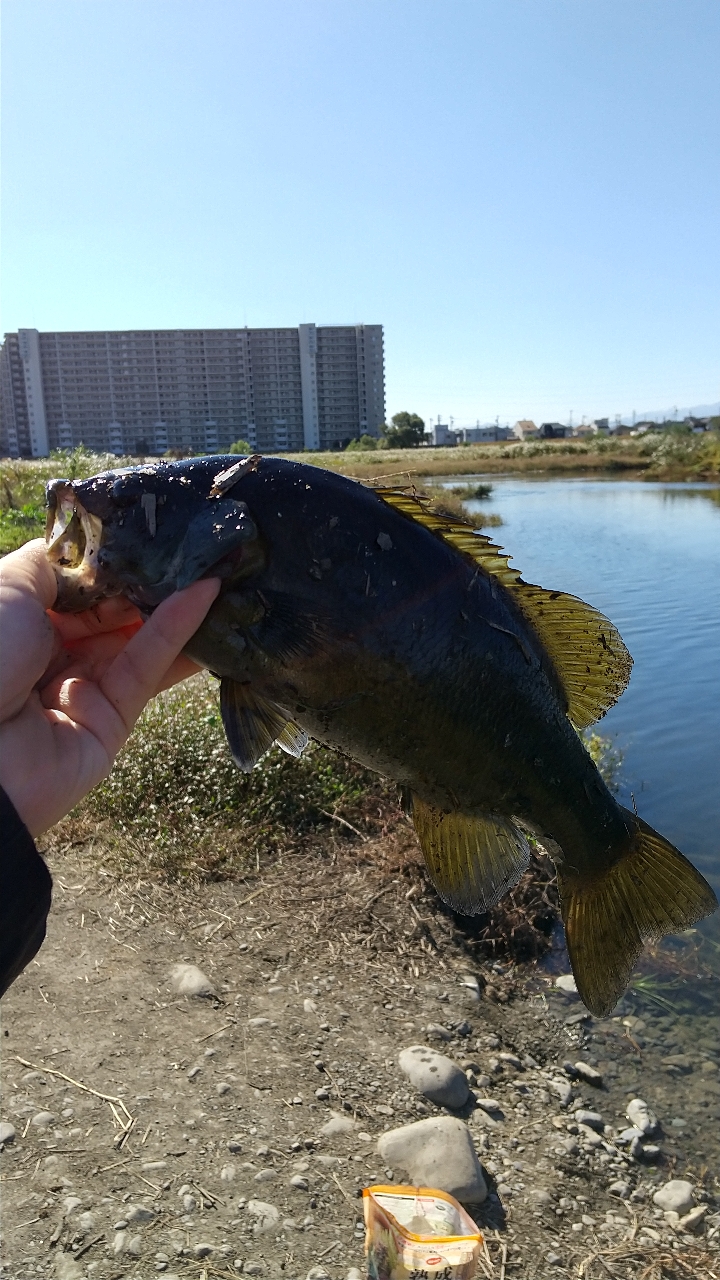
[380,412,426,449]
[229,439,254,454]
[345,434,378,451]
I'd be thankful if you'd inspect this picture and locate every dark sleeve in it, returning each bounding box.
[0,788,52,998]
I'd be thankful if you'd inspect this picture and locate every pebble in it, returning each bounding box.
[169,963,215,997]
[320,1111,355,1136]
[474,1097,502,1114]
[248,1016,272,1028]
[290,1175,310,1190]
[377,1115,487,1203]
[187,1065,202,1080]
[304,998,318,1014]
[246,1200,280,1233]
[216,1082,231,1096]
[254,1169,277,1183]
[425,1023,452,1041]
[63,1196,83,1214]
[227,1138,243,1152]
[574,1061,602,1085]
[550,1079,573,1107]
[193,1244,213,1258]
[398,1045,470,1109]
[55,1255,83,1280]
[498,1052,522,1069]
[306,1268,332,1280]
[31,1110,55,1127]
[608,1181,631,1199]
[113,1219,128,1231]
[78,1211,95,1231]
[574,1110,604,1131]
[577,1124,603,1148]
[652,1180,695,1215]
[220,1164,236,1183]
[126,1204,156,1223]
[661,1053,693,1069]
[113,1232,129,1256]
[142,1160,168,1171]
[555,975,578,995]
[0,1122,16,1145]
[626,1098,658,1136]
[679,1204,708,1232]
[315,1086,330,1101]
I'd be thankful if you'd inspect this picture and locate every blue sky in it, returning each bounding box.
[2,0,718,426]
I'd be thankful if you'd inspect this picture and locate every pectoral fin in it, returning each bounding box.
[220,678,308,772]
[411,795,530,914]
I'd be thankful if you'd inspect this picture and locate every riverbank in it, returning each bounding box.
[2,830,718,1280]
[280,430,720,485]
[1,433,719,554]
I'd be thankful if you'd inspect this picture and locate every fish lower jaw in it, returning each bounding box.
[45,489,110,612]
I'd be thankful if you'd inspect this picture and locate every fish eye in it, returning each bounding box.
[112,474,146,504]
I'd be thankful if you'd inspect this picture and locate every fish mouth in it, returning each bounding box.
[45,481,113,611]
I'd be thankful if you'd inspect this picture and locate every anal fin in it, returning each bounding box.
[220,678,308,772]
[411,795,531,915]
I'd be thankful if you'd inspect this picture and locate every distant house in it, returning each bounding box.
[513,419,538,440]
[539,422,571,439]
[592,418,610,432]
[430,422,458,447]
[460,425,514,443]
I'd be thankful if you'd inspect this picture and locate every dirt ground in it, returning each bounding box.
[1,833,718,1280]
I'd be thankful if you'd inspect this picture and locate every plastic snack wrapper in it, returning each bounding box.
[363,1184,482,1279]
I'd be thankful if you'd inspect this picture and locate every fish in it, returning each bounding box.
[45,453,717,1016]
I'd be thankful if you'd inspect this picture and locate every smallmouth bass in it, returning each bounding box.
[45,454,717,1014]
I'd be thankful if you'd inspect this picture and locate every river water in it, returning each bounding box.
[433,474,720,951]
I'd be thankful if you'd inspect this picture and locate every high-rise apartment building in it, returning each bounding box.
[0,323,385,457]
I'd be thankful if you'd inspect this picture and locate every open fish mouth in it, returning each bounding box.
[45,480,111,610]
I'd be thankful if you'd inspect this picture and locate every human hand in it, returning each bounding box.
[0,539,220,837]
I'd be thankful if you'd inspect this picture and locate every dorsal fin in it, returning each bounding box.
[374,487,632,729]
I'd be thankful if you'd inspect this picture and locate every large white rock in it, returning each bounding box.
[377,1115,487,1203]
[398,1045,470,1109]
[170,963,215,997]
[652,1180,695,1215]
[626,1098,658,1136]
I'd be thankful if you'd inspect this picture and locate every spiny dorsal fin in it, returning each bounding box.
[220,678,308,772]
[411,795,530,915]
[374,487,632,729]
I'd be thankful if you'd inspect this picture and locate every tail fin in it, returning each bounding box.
[557,809,717,1018]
